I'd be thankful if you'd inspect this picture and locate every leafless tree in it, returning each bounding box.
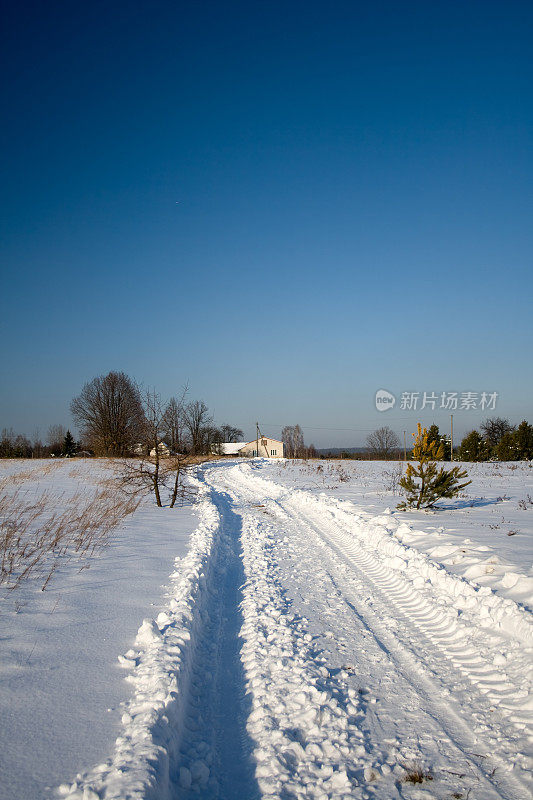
[117,389,195,508]
[183,400,213,455]
[47,424,66,453]
[167,452,196,507]
[306,443,318,459]
[141,389,166,505]
[281,426,294,458]
[293,425,305,458]
[220,424,244,443]
[0,428,15,458]
[13,434,32,458]
[282,424,305,458]
[162,393,187,453]
[366,426,401,459]
[202,426,220,454]
[32,429,45,458]
[118,454,195,509]
[71,371,145,456]
[480,417,515,447]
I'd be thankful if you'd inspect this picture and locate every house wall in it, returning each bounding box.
[238,437,284,458]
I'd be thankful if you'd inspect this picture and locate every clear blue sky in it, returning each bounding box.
[1,0,532,447]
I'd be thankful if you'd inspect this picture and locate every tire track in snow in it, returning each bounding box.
[175,487,260,799]
[57,478,260,800]
[56,462,532,800]
[284,492,533,737]
[210,462,532,800]
[278,506,529,799]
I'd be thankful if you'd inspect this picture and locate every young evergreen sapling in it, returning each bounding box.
[398,424,471,510]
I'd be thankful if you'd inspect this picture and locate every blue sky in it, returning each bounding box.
[1,1,532,447]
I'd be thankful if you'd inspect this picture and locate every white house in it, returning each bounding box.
[214,437,284,458]
[217,442,245,455]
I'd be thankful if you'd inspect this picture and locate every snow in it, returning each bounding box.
[260,459,533,610]
[0,460,198,800]
[218,443,245,455]
[1,457,532,800]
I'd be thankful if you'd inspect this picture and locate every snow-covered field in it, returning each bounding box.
[1,458,532,800]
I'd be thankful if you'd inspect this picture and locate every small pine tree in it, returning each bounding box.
[398,424,471,510]
[426,424,440,448]
[514,420,533,460]
[63,430,77,457]
[427,423,451,460]
[459,430,489,462]
[492,420,533,461]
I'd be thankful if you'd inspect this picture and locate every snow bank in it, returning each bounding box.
[238,507,364,798]
[227,463,533,735]
[57,478,220,800]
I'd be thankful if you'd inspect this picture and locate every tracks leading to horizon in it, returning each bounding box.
[205,461,533,800]
[169,487,259,799]
[60,461,533,800]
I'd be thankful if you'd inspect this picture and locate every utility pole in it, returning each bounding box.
[256,422,259,459]
[450,414,454,462]
[403,431,407,462]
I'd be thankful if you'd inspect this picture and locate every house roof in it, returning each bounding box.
[219,442,245,455]
[241,437,283,447]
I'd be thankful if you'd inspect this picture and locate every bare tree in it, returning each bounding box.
[220,424,244,443]
[306,443,318,459]
[141,389,165,506]
[118,389,195,508]
[480,417,515,447]
[47,424,66,454]
[13,434,32,458]
[32,429,45,458]
[71,371,145,456]
[281,425,295,458]
[162,393,187,453]
[282,424,305,459]
[0,428,15,458]
[366,426,400,459]
[202,425,222,454]
[293,424,305,458]
[167,452,195,507]
[183,400,213,455]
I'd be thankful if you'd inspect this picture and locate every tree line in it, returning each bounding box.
[362,418,533,462]
[2,375,531,464]
[1,372,243,459]
[458,417,533,461]
[0,424,79,459]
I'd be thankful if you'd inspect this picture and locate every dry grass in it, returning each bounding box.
[0,484,140,591]
[0,461,63,486]
[401,765,434,784]
[276,460,358,489]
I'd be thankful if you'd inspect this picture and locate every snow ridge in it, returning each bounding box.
[237,494,367,797]
[57,479,221,800]
[287,489,533,723]
[218,462,533,796]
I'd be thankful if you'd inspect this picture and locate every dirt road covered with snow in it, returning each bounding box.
[58,459,532,800]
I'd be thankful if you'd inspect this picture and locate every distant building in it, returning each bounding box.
[150,442,171,458]
[213,437,284,458]
[218,442,245,456]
